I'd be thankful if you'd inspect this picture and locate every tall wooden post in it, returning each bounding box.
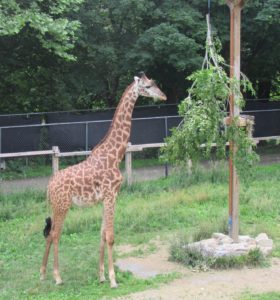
[227,0,245,242]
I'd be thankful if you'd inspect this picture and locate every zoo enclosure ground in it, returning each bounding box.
[0,162,280,299]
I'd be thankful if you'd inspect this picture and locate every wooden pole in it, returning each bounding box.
[52,146,60,174]
[227,0,245,242]
[125,142,132,186]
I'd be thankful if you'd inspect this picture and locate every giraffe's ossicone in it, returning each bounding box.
[40,72,166,288]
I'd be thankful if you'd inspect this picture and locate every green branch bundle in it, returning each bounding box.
[162,31,259,178]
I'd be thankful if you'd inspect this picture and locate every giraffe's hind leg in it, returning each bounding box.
[40,231,53,280]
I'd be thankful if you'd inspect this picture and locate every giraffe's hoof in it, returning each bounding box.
[100,276,106,283]
[110,282,118,289]
[40,273,46,281]
[55,278,63,285]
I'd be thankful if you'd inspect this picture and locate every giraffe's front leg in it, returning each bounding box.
[103,195,118,288]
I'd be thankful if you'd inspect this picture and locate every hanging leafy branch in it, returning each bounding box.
[161,15,259,178]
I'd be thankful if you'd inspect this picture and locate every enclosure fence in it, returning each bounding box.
[1,108,280,185]
[0,116,181,154]
[1,108,280,154]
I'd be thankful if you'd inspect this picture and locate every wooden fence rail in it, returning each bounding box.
[0,136,279,185]
[0,143,166,185]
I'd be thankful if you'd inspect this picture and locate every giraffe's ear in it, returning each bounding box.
[134,76,140,83]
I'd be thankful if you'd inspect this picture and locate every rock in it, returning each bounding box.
[185,232,273,258]
[212,233,226,239]
[239,235,253,242]
[255,233,273,255]
[256,233,269,241]
[219,236,234,245]
[257,239,273,248]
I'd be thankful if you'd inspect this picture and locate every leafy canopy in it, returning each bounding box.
[0,0,83,60]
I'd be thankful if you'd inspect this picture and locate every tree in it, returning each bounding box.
[0,0,83,60]
[63,0,206,107]
[0,0,83,113]
[0,0,279,114]
[209,0,280,99]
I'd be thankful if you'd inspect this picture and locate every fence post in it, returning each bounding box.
[85,122,89,151]
[125,142,132,186]
[0,127,2,170]
[164,117,169,177]
[52,146,60,174]
[187,159,193,175]
[0,127,3,170]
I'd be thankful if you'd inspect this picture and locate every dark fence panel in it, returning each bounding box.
[1,109,280,154]
[245,100,280,111]
[242,111,280,137]
[1,126,41,153]
[46,104,179,124]
[88,121,111,149]
[132,105,178,118]
[47,111,114,124]
[1,100,280,126]
[48,124,86,152]
[130,118,166,144]
[0,115,41,127]
[166,117,182,136]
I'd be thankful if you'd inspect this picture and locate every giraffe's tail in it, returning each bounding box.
[43,217,52,238]
[43,186,52,238]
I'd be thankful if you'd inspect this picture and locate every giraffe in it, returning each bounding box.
[40,72,167,288]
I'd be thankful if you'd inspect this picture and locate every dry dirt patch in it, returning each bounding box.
[115,242,280,300]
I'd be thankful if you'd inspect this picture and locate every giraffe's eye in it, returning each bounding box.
[145,85,152,89]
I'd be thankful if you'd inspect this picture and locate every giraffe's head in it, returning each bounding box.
[134,72,167,101]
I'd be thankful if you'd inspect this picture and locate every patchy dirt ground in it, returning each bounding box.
[115,241,280,300]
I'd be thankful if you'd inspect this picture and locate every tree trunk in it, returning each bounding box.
[257,80,272,99]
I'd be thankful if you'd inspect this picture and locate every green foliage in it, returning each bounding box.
[162,27,259,178]
[0,0,84,113]
[0,0,279,113]
[0,0,83,60]
[226,119,259,177]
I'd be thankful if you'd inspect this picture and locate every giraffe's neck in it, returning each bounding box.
[90,82,138,164]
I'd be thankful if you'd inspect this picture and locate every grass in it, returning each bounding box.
[0,162,280,299]
[240,292,280,300]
